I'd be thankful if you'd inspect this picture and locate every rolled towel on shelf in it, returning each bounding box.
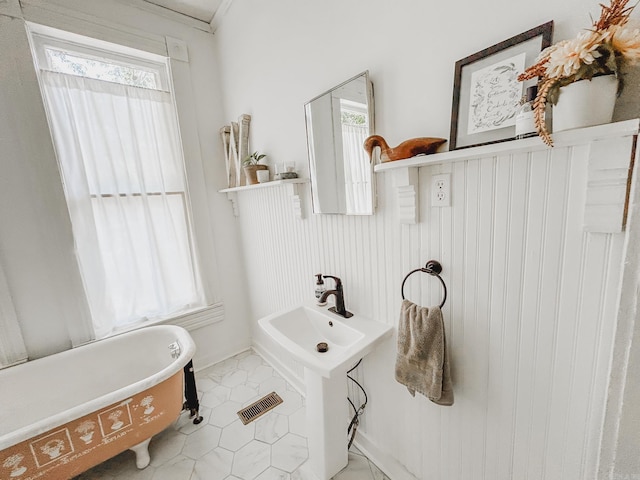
[395,299,453,406]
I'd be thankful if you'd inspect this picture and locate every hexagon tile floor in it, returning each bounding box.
[74,349,390,480]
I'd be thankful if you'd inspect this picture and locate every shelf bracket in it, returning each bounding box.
[393,167,419,224]
[226,191,239,217]
[286,182,304,219]
[583,135,636,233]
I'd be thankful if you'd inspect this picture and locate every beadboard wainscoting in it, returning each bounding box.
[236,121,639,480]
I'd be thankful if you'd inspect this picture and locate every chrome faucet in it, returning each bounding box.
[168,341,181,359]
[318,275,353,318]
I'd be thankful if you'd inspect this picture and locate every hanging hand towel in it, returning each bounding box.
[395,299,453,406]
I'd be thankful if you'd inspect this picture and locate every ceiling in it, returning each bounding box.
[142,0,224,24]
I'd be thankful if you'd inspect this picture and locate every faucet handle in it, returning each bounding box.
[322,275,342,288]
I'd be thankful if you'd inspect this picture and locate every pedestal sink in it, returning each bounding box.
[258,301,392,480]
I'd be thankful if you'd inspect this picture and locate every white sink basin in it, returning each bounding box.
[259,301,392,478]
[258,301,392,378]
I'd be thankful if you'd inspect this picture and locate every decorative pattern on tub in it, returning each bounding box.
[0,372,182,480]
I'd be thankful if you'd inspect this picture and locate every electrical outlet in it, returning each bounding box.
[431,173,451,207]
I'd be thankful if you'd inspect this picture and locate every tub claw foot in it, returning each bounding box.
[129,438,151,469]
[189,408,203,424]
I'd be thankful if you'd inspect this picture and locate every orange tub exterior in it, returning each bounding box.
[0,325,196,480]
[0,372,182,480]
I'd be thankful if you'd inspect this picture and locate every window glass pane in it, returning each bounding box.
[45,48,159,90]
[92,194,199,324]
[341,108,367,126]
[46,76,186,195]
[340,99,368,127]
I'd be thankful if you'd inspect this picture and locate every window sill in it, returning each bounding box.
[103,302,224,340]
[157,302,224,331]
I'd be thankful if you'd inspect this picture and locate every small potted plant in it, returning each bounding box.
[243,151,268,185]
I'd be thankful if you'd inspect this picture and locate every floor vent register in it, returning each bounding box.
[237,391,283,425]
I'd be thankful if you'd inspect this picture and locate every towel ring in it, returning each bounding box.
[401,260,447,308]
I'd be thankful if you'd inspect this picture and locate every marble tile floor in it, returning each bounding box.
[75,349,390,480]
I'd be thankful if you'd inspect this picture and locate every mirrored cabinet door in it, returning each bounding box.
[305,71,375,215]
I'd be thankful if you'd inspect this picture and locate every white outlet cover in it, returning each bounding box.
[431,173,451,207]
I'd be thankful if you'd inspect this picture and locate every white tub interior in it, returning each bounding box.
[0,324,195,450]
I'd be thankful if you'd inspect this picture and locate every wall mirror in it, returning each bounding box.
[305,71,375,215]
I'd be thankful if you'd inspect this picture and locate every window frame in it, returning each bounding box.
[27,22,223,337]
[30,27,170,90]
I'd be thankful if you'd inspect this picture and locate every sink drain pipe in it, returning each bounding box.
[347,358,367,449]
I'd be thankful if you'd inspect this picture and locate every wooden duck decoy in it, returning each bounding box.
[364,135,447,163]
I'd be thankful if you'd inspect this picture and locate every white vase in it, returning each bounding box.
[553,75,618,132]
[256,169,270,183]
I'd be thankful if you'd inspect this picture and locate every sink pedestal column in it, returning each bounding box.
[304,366,349,480]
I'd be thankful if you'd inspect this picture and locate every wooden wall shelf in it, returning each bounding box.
[374,119,640,229]
[219,178,308,218]
[374,119,640,173]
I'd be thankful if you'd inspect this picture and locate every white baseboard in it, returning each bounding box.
[352,430,419,480]
[193,346,250,372]
[252,340,306,396]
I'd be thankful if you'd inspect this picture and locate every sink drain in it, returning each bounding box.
[316,342,329,353]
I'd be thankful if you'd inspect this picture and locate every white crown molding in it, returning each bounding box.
[21,0,211,34]
[209,0,234,33]
[21,0,169,55]
[114,0,213,33]
[0,0,21,18]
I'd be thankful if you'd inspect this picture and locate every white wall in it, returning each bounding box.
[236,132,635,480]
[0,0,252,366]
[0,10,93,357]
[212,1,640,479]
[213,0,639,177]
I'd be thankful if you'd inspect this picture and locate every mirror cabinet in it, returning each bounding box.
[305,71,375,215]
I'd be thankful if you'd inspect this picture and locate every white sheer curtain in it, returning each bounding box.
[41,71,205,338]
[342,123,371,214]
[0,259,28,368]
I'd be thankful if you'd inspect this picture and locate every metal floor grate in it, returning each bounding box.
[237,391,283,425]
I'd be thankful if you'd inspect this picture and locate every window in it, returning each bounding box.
[340,99,371,214]
[29,27,206,337]
[45,48,160,89]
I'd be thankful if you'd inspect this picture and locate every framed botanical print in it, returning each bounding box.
[449,21,553,150]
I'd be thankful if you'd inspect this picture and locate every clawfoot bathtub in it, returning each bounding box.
[0,325,197,480]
